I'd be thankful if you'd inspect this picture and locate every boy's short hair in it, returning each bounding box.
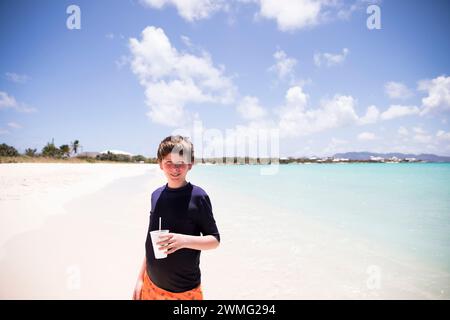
[157,135,195,164]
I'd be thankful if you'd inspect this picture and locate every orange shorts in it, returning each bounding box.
[140,270,203,300]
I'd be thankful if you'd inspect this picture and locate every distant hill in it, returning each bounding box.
[333,152,450,162]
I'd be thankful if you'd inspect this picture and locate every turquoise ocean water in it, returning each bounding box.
[190,163,450,272]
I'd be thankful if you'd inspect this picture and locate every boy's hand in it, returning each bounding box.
[157,233,187,255]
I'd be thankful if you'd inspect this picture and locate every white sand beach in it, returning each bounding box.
[0,163,164,299]
[0,163,448,299]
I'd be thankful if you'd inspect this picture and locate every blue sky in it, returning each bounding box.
[1,0,450,158]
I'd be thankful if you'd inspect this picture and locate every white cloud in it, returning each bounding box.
[331,137,348,145]
[277,86,309,137]
[5,72,30,84]
[139,0,371,31]
[106,33,115,40]
[357,132,376,141]
[318,94,359,127]
[380,105,420,120]
[418,75,450,115]
[398,126,409,136]
[0,91,36,113]
[268,50,297,81]
[277,86,359,138]
[0,91,18,109]
[436,130,450,142]
[412,126,426,135]
[411,127,432,144]
[237,96,267,120]
[413,134,432,144]
[322,137,349,155]
[129,26,236,127]
[7,122,22,129]
[140,0,225,21]
[337,0,364,20]
[285,86,309,109]
[358,105,379,125]
[385,81,413,100]
[144,80,206,125]
[314,48,349,67]
[245,0,373,32]
[256,0,324,31]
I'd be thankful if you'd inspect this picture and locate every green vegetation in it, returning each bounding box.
[0,143,19,157]
[25,148,37,157]
[91,151,157,163]
[41,141,63,158]
[0,140,158,164]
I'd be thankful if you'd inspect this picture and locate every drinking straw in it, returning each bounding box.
[159,217,161,231]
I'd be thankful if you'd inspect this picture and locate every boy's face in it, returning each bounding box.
[159,153,193,187]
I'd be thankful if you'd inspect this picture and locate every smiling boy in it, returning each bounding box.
[133,135,220,300]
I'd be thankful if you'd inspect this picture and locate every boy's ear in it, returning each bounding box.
[158,161,163,170]
[188,163,193,170]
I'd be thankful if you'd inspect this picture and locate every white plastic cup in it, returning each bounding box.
[150,230,170,259]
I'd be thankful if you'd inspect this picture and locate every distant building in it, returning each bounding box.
[369,156,377,160]
[370,156,385,162]
[333,158,349,162]
[388,156,400,162]
[76,152,100,158]
[101,150,134,156]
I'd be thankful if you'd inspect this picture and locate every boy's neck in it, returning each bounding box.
[167,180,188,189]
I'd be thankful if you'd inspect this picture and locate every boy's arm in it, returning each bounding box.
[184,234,220,251]
[157,234,219,254]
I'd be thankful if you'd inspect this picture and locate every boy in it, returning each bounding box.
[133,135,220,300]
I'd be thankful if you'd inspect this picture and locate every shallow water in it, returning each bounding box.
[190,163,450,299]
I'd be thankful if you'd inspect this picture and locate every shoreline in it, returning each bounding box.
[2,156,449,165]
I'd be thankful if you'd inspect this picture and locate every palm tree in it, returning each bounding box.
[25,148,37,157]
[70,140,80,155]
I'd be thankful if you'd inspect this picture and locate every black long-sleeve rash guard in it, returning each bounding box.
[145,182,220,293]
